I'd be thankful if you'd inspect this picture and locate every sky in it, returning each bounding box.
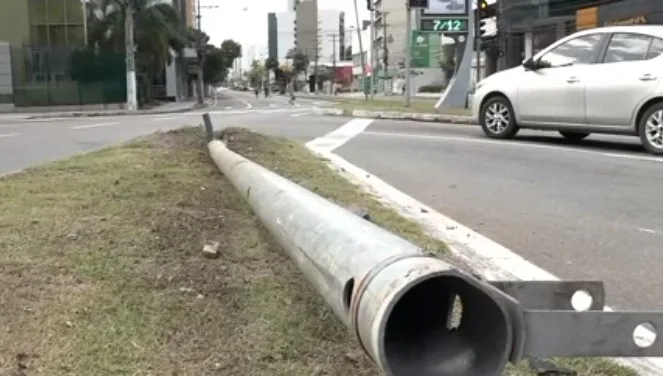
[200,0,369,49]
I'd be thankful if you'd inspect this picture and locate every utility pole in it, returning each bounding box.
[124,1,137,111]
[368,2,375,99]
[353,0,368,101]
[381,11,389,94]
[404,3,412,107]
[475,9,482,85]
[314,35,320,93]
[195,1,220,102]
[331,33,337,94]
[81,0,88,46]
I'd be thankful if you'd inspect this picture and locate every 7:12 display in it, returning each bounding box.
[420,18,469,33]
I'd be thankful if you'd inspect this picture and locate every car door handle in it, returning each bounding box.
[566,77,580,83]
[639,74,657,81]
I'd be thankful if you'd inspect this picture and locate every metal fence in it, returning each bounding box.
[10,45,126,107]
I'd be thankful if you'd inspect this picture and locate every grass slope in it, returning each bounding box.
[0,126,636,376]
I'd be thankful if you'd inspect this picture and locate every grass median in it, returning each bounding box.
[334,98,472,116]
[0,126,636,376]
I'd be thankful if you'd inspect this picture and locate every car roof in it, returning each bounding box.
[575,25,663,39]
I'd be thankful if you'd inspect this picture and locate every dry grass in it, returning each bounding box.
[0,126,637,376]
[334,98,472,116]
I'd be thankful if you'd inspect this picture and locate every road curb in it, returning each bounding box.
[313,107,476,124]
[25,103,207,120]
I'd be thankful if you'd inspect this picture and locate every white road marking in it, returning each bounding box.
[306,118,374,152]
[225,106,233,109]
[291,112,311,117]
[153,116,177,121]
[362,130,663,163]
[235,96,253,109]
[638,227,657,235]
[305,119,663,375]
[0,132,21,138]
[70,122,119,130]
[269,103,276,108]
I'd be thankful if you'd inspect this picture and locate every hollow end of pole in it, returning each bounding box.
[355,257,512,376]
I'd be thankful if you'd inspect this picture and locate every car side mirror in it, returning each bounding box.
[523,57,539,71]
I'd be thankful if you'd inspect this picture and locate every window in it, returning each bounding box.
[538,33,603,68]
[66,25,84,45]
[31,25,49,45]
[603,33,651,63]
[29,0,48,24]
[48,0,66,23]
[647,38,663,60]
[48,25,66,46]
[65,0,84,23]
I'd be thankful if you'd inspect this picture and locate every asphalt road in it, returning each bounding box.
[0,90,340,174]
[334,119,663,310]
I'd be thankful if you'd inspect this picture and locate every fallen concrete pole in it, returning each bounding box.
[208,138,663,376]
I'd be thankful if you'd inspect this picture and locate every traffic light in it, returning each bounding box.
[479,0,489,18]
[479,0,497,19]
[366,0,373,10]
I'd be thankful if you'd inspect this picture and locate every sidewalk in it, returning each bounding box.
[19,100,203,120]
[313,107,475,124]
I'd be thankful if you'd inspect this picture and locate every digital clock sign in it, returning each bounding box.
[420,18,469,33]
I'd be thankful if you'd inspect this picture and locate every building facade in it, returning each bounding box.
[295,0,320,62]
[0,0,85,48]
[319,9,342,64]
[267,11,296,63]
[496,0,624,70]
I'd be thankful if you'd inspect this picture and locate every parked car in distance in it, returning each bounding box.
[472,25,663,155]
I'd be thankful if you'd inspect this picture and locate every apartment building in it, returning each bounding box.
[268,11,296,63]
[0,0,85,48]
[295,0,320,62]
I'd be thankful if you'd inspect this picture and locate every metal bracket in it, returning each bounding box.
[489,280,662,358]
[490,280,605,311]
[523,310,661,357]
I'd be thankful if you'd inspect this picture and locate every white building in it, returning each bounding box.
[318,9,342,64]
[275,11,296,63]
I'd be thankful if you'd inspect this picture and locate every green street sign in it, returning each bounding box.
[411,30,430,68]
[420,18,469,33]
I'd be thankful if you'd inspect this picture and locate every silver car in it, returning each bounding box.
[472,25,663,155]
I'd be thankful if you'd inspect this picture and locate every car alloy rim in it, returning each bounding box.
[485,102,510,133]
[645,109,663,149]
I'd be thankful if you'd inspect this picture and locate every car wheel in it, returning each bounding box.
[638,102,663,155]
[480,96,519,139]
[559,131,590,141]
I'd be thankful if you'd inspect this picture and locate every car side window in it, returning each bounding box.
[647,38,663,60]
[603,33,652,63]
[538,34,603,68]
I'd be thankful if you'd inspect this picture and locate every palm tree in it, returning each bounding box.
[84,0,186,104]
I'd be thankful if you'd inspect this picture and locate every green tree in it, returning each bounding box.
[292,49,309,75]
[264,57,279,79]
[204,47,229,86]
[220,40,242,62]
[247,60,265,88]
[286,48,309,91]
[85,0,187,104]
